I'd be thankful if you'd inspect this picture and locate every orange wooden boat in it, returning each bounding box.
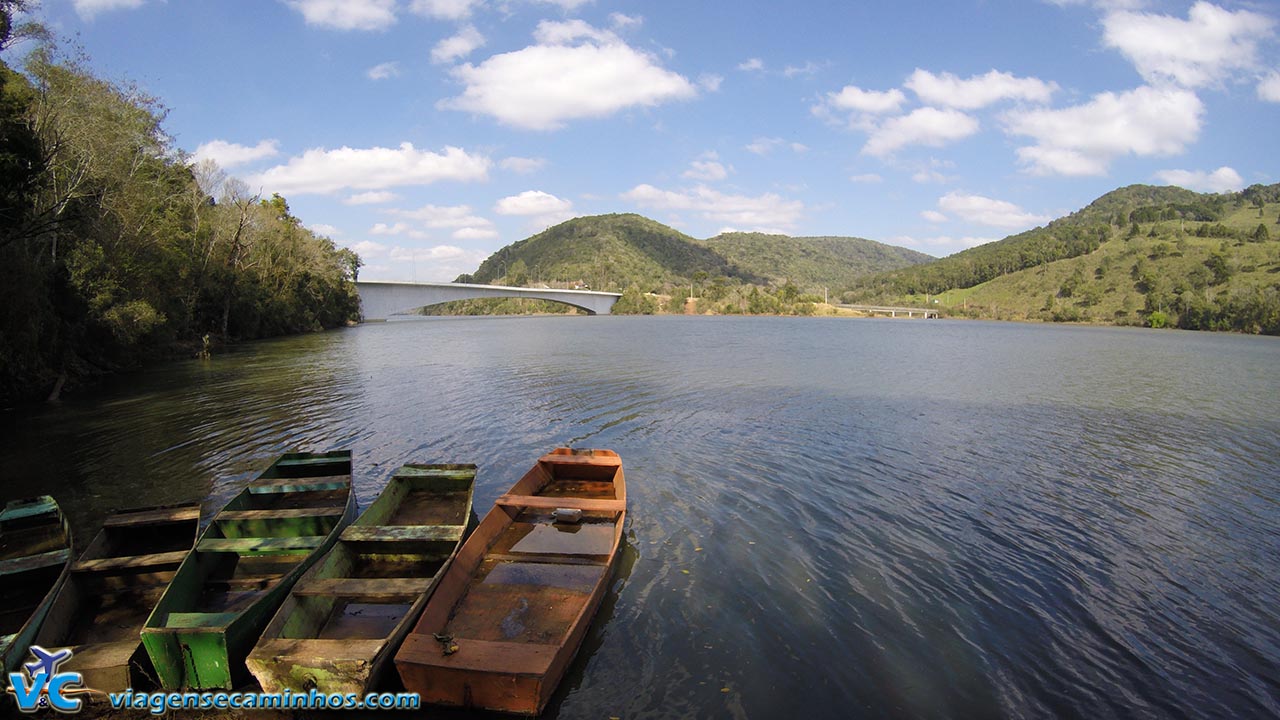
[394,448,626,716]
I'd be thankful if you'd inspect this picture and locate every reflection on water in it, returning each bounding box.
[3,316,1279,718]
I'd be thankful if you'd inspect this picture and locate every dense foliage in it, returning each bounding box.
[848,184,1280,335]
[700,232,931,288]
[0,27,359,405]
[459,214,932,297]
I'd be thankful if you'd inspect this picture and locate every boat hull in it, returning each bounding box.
[0,496,72,675]
[141,451,356,690]
[395,448,626,715]
[247,464,476,696]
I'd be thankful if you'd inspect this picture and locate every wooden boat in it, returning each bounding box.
[246,463,475,695]
[34,503,201,693]
[141,451,356,690]
[0,496,72,675]
[394,448,626,716]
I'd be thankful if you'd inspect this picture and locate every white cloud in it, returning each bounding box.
[863,107,980,157]
[746,137,809,155]
[350,240,388,258]
[622,184,805,230]
[825,85,907,114]
[453,227,500,240]
[905,69,1057,109]
[682,152,729,181]
[500,156,547,173]
[533,0,593,9]
[609,12,642,29]
[1258,71,1280,102]
[494,190,573,217]
[192,139,280,169]
[738,58,765,72]
[432,25,485,64]
[375,244,491,282]
[784,61,822,78]
[494,190,575,230]
[370,222,419,237]
[1102,2,1275,88]
[308,223,341,236]
[850,173,883,184]
[937,191,1050,229]
[889,234,993,253]
[366,61,400,80]
[282,0,397,31]
[912,169,950,184]
[921,210,948,222]
[698,73,724,92]
[344,190,400,205]
[72,0,144,20]
[252,143,490,194]
[390,204,494,231]
[440,21,696,130]
[408,0,481,20]
[1153,166,1244,193]
[1004,86,1203,176]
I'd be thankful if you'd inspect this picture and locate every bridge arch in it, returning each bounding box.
[355,281,621,320]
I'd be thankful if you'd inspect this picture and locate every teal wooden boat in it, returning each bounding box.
[246,463,475,695]
[34,503,201,693]
[0,496,73,675]
[141,451,356,690]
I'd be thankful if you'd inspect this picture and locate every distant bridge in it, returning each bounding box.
[838,304,940,319]
[355,280,622,320]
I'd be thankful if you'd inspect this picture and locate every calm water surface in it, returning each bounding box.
[4,317,1279,719]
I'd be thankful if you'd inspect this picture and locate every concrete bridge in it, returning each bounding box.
[355,280,622,320]
[838,304,940,319]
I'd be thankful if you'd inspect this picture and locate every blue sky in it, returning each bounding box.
[17,0,1280,281]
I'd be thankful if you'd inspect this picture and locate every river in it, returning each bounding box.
[3,316,1278,719]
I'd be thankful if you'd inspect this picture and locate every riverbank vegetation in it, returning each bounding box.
[0,7,359,406]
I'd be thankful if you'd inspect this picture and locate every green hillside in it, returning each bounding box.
[699,232,933,288]
[458,213,932,294]
[847,184,1280,334]
[460,214,760,290]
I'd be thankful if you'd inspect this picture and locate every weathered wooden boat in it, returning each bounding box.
[0,496,72,675]
[34,503,201,693]
[141,451,356,690]
[394,448,626,716]
[246,463,475,695]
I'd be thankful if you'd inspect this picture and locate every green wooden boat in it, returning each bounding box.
[246,463,475,695]
[0,496,72,675]
[34,503,201,693]
[141,451,356,690]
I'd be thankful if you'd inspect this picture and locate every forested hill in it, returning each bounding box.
[1,28,361,406]
[458,214,932,291]
[701,232,932,288]
[844,184,1280,334]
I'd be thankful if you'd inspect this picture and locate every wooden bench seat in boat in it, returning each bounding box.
[248,475,350,494]
[339,525,465,543]
[216,506,347,522]
[493,495,625,513]
[162,611,241,629]
[102,505,201,528]
[398,635,556,676]
[537,453,622,468]
[71,550,190,574]
[197,536,327,553]
[291,578,430,603]
[0,548,72,575]
[249,637,386,665]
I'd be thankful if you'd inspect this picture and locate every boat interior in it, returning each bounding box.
[0,498,69,644]
[432,451,625,653]
[275,467,474,643]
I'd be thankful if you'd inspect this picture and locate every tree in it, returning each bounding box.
[1252,223,1269,243]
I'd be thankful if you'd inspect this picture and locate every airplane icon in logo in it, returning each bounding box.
[23,646,72,680]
